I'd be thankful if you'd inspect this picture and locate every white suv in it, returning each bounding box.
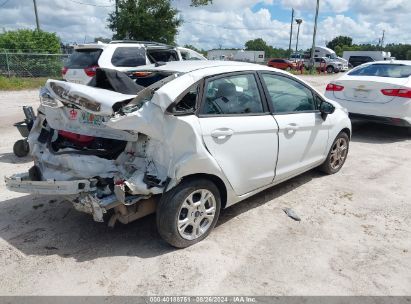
[6,61,351,248]
[62,41,206,85]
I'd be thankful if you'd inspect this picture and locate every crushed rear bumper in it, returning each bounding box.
[5,173,97,195]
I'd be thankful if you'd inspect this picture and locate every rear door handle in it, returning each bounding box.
[211,128,234,139]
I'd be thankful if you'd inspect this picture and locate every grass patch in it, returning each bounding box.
[0,76,49,91]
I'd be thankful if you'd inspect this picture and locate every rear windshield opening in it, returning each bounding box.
[66,48,102,68]
[147,49,179,63]
[348,64,411,78]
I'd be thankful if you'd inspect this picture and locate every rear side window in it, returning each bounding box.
[202,74,264,115]
[261,74,315,113]
[111,47,146,67]
[66,49,102,68]
[348,64,411,78]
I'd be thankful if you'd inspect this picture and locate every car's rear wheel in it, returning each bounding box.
[156,178,221,248]
[319,132,349,174]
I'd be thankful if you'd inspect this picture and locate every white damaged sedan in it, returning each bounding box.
[5,61,351,247]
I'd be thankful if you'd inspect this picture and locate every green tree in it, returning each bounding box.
[406,50,411,60]
[108,0,211,44]
[0,29,61,53]
[245,38,288,59]
[245,38,269,52]
[326,36,353,51]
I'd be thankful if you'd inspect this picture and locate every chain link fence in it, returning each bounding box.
[0,52,70,77]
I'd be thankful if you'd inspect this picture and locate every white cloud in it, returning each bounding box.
[0,0,410,51]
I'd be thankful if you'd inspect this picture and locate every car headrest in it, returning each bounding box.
[216,82,236,98]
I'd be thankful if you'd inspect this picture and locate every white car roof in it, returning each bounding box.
[130,60,274,74]
[144,61,293,111]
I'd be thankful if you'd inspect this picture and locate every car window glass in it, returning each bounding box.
[202,74,264,115]
[111,47,146,67]
[348,64,411,78]
[261,74,315,113]
[67,49,102,68]
[147,49,179,62]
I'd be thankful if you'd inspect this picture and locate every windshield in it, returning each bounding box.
[326,54,338,60]
[66,49,102,68]
[348,64,411,78]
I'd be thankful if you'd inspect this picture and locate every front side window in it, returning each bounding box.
[261,74,315,113]
[202,74,264,115]
[111,47,146,67]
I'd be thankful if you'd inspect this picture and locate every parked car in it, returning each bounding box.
[324,60,411,131]
[62,41,206,85]
[267,58,296,70]
[6,61,351,248]
[305,57,342,73]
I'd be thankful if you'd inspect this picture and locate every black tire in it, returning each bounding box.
[13,139,29,157]
[319,132,350,175]
[156,178,221,248]
[326,65,334,74]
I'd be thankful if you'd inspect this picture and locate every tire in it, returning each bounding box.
[318,132,350,175]
[156,178,221,248]
[326,66,334,74]
[13,139,29,157]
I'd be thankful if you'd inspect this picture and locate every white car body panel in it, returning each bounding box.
[274,112,329,181]
[325,61,411,124]
[199,115,278,195]
[6,61,351,221]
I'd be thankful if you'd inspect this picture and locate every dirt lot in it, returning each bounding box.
[0,74,410,295]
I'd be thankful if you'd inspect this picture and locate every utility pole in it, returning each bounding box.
[288,8,294,58]
[310,0,320,73]
[33,0,40,31]
[295,18,303,60]
[380,30,385,50]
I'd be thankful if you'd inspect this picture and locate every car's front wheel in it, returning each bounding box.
[156,178,221,248]
[319,131,350,174]
[326,65,334,74]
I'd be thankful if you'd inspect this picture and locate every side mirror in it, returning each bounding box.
[319,101,335,120]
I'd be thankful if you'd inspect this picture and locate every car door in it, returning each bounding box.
[198,72,278,196]
[259,72,329,182]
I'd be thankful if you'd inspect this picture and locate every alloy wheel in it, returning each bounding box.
[177,189,216,241]
[330,137,348,170]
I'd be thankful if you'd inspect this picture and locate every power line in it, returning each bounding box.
[66,0,114,7]
[0,0,10,8]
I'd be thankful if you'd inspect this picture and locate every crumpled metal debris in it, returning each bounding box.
[283,208,301,221]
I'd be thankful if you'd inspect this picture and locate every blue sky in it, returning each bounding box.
[0,0,410,50]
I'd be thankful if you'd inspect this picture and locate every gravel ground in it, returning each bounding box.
[0,74,410,295]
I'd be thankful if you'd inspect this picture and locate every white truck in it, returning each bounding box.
[342,51,394,67]
[312,46,349,71]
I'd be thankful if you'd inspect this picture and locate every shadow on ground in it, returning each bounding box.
[351,121,410,144]
[0,152,31,164]
[0,171,321,262]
